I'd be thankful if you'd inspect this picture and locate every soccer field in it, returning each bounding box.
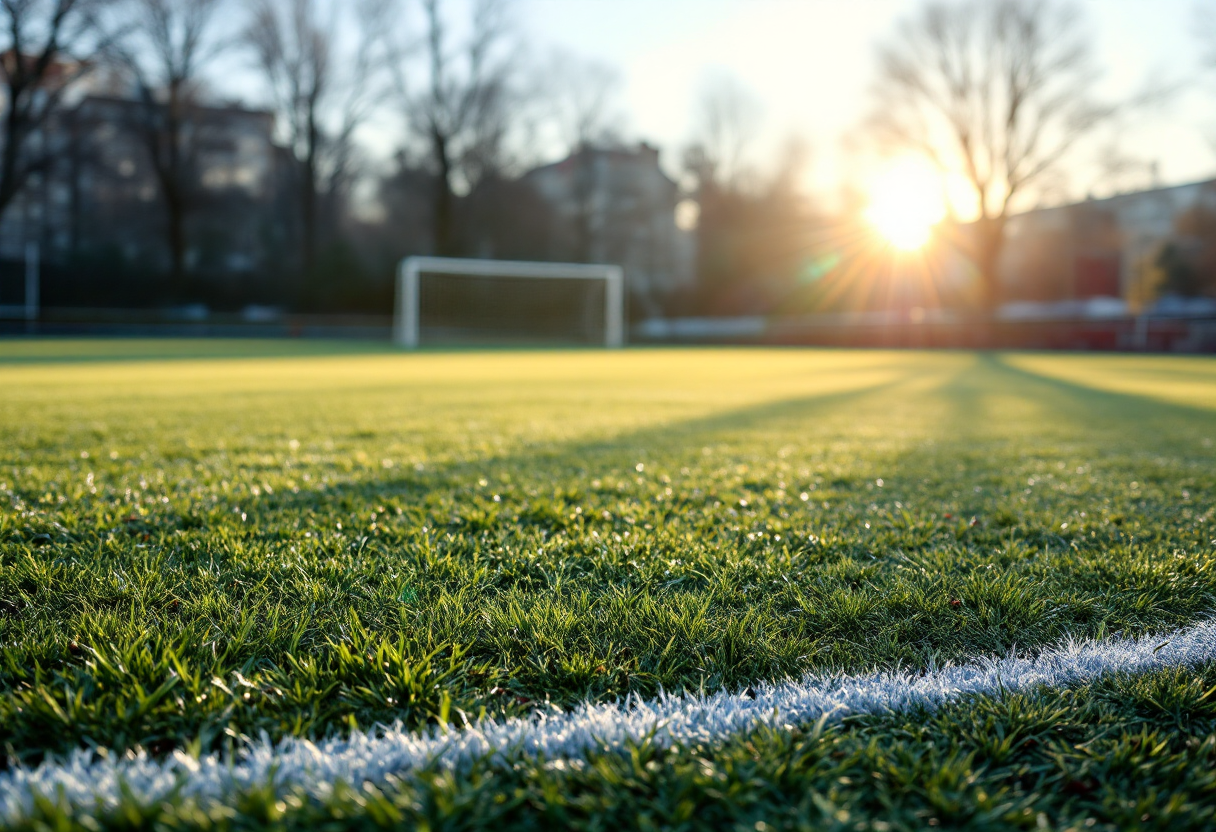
[2,342,1215,829]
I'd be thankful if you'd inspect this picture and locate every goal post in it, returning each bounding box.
[394,256,625,349]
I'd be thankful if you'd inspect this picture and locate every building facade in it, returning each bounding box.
[999,179,1216,312]
[524,142,694,316]
[0,94,281,279]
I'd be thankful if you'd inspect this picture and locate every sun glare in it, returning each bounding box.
[866,159,946,251]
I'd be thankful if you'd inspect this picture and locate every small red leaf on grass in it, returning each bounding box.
[949,599,962,608]
[1062,778,1098,796]
[147,738,176,757]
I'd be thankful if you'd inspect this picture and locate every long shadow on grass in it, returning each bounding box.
[987,352,1216,433]
[252,369,926,518]
[904,351,1215,523]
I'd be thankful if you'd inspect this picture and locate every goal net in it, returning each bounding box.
[394,257,625,348]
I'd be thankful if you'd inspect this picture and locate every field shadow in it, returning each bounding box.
[232,351,1216,523]
[986,353,1216,440]
[254,368,937,515]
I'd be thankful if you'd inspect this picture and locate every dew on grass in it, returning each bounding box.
[6,345,1216,823]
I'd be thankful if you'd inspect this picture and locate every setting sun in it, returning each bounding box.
[865,159,946,250]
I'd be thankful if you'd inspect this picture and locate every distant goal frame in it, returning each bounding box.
[393,256,625,349]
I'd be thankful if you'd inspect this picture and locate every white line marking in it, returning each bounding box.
[4,619,1215,819]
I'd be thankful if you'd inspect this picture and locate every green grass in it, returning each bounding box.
[2,342,1215,829]
[21,665,1214,832]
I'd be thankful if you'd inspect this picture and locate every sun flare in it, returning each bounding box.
[866,159,946,250]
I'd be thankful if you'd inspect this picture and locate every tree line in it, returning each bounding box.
[1,0,1214,317]
[0,0,640,312]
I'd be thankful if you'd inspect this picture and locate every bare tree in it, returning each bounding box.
[681,76,816,316]
[869,0,1115,315]
[539,48,622,152]
[0,0,115,222]
[684,72,762,194]
[245,0,389,280]
[390,0,515,256]
[530,49,625,261]
[679,74,761,304]
[113,0,223,286]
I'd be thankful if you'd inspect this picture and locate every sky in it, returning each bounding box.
[517,0,1216,210]
[207,0,1216,216]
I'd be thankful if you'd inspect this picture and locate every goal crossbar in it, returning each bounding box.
[394,256,625,348]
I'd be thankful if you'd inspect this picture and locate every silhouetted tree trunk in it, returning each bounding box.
[116,0,223,293]
[245,0,387,297]
[537,50,622,261]
[394,0,513,257]
[0,0,113,222]
[972,215,1007,316]
[682,74,763,313]
[429,121,455,256]
[245,0,326,281]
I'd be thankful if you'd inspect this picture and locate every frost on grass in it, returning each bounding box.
[4,618,1216,820]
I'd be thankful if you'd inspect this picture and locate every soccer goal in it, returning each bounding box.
[394,256,625,349]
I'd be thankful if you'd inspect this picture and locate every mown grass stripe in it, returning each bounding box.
[3,618,1215,820]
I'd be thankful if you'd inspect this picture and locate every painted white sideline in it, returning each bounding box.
[3,619,1216,819]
